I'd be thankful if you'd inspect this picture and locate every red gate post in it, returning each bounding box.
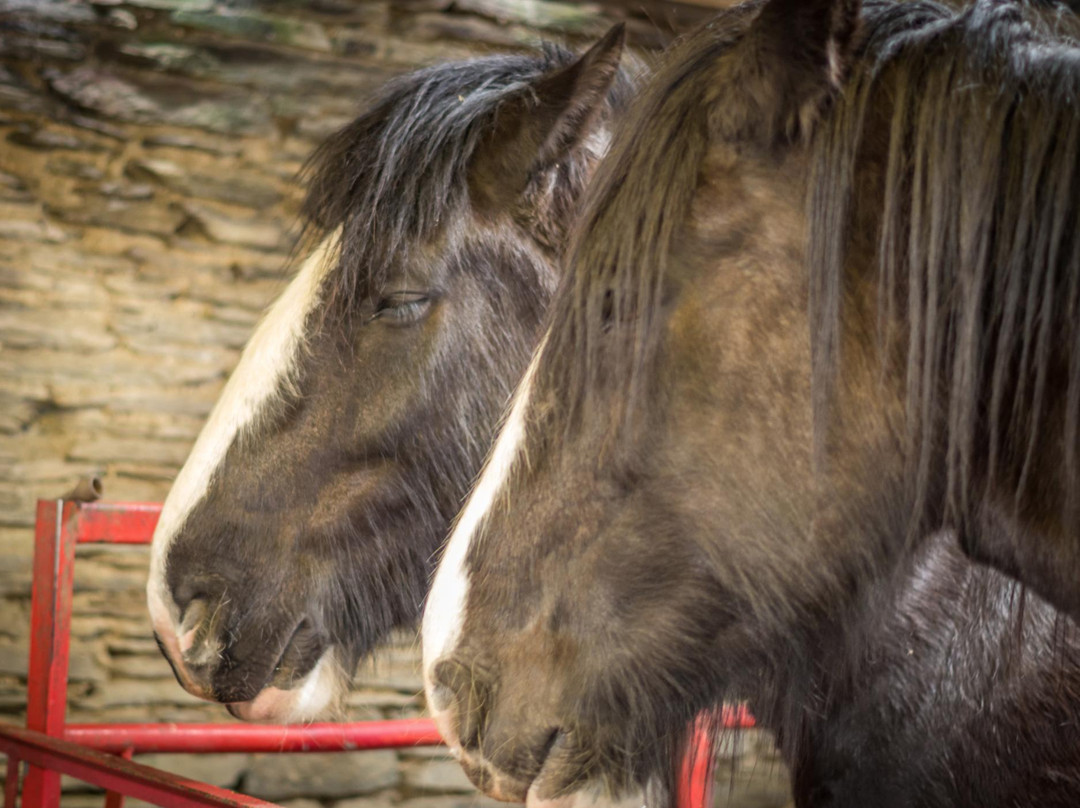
[102,748,133,808]
[674,705,755,808]
[675,717,716,808]
[5,754,21,808]
[23,500,78,808]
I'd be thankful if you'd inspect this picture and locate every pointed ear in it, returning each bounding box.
[713,0,860,144]
[470,24,627,215]
[529,23,627,169]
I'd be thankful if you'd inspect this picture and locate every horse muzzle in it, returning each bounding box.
[150,584,341,722]
[425,655,590,805]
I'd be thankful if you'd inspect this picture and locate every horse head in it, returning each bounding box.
[422,0,865,799]
[147,27,632,722]
[424,0,1080,803]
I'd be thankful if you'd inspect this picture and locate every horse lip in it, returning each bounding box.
[467,728,567,804]
[265,616,322,688]
[483,760,547,803]
[459,751,531,803]
[488,776,531,802]
[225,650,339,723]
[525,784,584,808]
[521,728,582,806]
[225,701,251,720]
[225,687,292,722]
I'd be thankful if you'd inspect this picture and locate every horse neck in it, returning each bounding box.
[764,525,1080,806]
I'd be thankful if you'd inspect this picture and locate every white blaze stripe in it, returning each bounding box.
[422,334,548,675]
[147,233,339,634]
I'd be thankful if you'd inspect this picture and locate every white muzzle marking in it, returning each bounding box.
[227,649,343,723]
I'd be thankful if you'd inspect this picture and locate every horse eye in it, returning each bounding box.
[600,288,637,331]
[370,291,433,325]
[601,289,615,324]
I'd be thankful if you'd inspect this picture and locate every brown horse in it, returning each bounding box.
[423,1,1080,805]
[146,28,633,722]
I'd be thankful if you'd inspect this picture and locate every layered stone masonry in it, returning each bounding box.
[0,1,789,805]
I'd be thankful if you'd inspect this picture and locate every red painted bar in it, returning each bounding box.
[0,726,275,808]
[103,747,134,808]
[24,500,78,808]
[676,738,713,808]
[64,720,444,755]
[673,709,755,808]
[716,704,754,730]
[5,755,20,808]
[71,502,161,545]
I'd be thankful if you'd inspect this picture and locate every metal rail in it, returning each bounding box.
[0,726,275,808]
[62,721,444,755]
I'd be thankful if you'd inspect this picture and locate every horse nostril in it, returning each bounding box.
[431,658,469,703]
[177,596,227,674]
[430,682,455,713]
[178,598,209,639]
[171,576,214,612]
[430,657,491,750]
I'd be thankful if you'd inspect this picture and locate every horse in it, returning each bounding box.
[422,1,1080,806]
[145,26,633,722]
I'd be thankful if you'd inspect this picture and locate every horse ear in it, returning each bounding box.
[714,0,860,144]
[529,23,627,168]
[470,24,627,215]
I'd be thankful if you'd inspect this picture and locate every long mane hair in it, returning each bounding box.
[538,0,1080,783]
[810,0,1080,537]
[545,3,766,435]
[548,0,1080,535]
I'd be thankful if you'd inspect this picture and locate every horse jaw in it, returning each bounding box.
[526,781,648,808]
[421,337,546,738]
[147,232,338,701]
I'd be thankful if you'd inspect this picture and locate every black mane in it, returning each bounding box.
[300,45,606,312]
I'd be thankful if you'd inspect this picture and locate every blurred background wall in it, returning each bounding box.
[0,1,789,806]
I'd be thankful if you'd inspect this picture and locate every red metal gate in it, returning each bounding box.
[0,491,753,808]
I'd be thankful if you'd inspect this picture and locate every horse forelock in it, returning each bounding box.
[808,0,1080,538]
[546,20,750,434]
[299,45,615,320]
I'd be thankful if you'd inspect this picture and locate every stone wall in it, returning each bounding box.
[0,1,790,806]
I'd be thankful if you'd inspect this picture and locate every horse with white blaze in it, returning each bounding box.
[423,1,1080,806]
[147,27,634,723]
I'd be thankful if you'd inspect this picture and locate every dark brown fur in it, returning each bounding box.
[429,1,1080,805]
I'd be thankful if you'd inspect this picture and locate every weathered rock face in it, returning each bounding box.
[0,0,790,806]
